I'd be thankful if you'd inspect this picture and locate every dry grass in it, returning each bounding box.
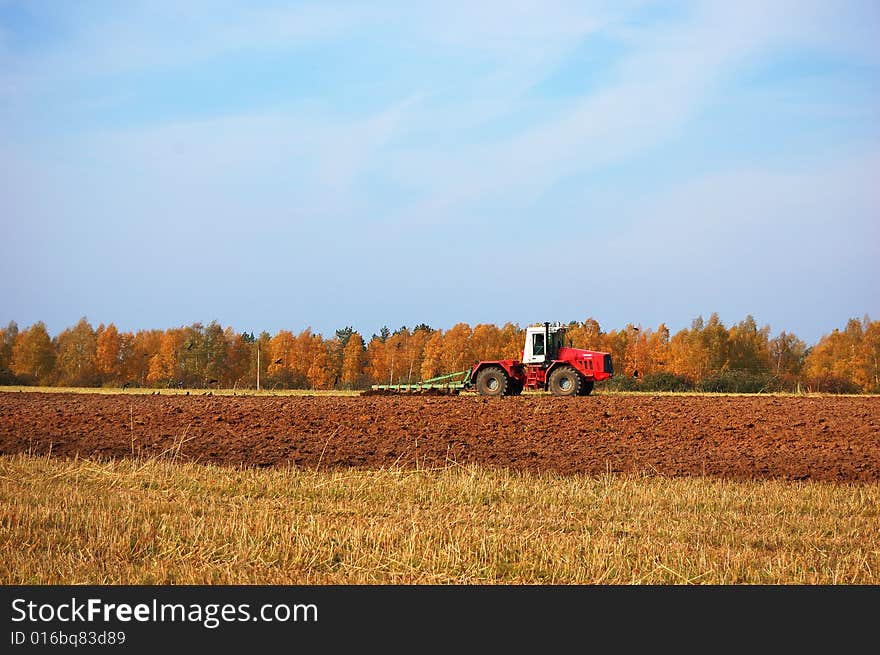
[1,454,877,584]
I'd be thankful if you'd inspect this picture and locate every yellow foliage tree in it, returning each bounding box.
[440,323,473,374]
[0,321,19,373]
[419,330,444,380]
[95,323,122,381]
[499,322,523,359]
[12,321,56,384]
[341,332,366,388]
[55,317,98,387]
[366,337,389,385]
[307,348,335,389]
[146,330,180,385]
[861,319,880,392]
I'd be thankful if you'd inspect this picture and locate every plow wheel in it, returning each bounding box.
[476,366,509,397]
[548,365,581,397]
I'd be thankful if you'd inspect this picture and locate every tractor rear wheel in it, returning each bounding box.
[548,366,581,397]
[577,379,594,396]
[507,378,524,396]
[476,366,509,397]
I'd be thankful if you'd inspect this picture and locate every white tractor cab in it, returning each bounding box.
[522,322,567,364]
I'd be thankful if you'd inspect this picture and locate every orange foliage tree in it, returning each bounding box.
[95,323,123,382]
[11,321,56,385]
[341,332,367,388]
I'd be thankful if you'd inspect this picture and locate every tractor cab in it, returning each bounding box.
[522,322,567,364]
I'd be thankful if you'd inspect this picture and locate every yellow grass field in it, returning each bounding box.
[2,453,877,584]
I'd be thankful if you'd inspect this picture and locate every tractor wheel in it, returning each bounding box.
[577,379,595,396]
[476,366,509,397]
[507,378,524,396]
[548,366,581,397]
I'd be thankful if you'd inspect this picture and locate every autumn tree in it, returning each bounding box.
[598,327,631,377]
[176,323,207,386]
[769,331,807,381]
[54,317,99,387]
[330,326,355,383]
[471,324,505,360]
[727,315,771,372]
[668,314,729,382]
[267,330,298,386]
[567,318,602,350]
[366,336,389,385]
[95,323,123,383]
[803,317,875,392]
[419,330,444,380]
[146,329,182,386]
[499,322,524,359]
[440,323,473,374]
[12,321,56,385]
[341,332,367,388]
[202,321,228,385]
[861,319,880,393]
[843,318,868,390]
[0,321,19,383]
[294,329,325,388]
[376,329,410,386]
[645,323,671,372]
[307,347,335,389]
[385,327,429,386]
[702,313,730,373]
[224,326,251,389]
[121,329,163,386]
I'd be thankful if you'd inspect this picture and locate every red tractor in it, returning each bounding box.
[468,321,613,396]
[368,322,613,397]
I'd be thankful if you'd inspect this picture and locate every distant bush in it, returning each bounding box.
[807,374,862,395]
[0,368,21,385]
[639,372,693,392]
[603,375,640,391]
[697,371,781,393]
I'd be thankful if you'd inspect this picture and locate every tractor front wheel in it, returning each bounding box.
[548,366,581,397]
[476,366,509,397]
[577,379,594,396]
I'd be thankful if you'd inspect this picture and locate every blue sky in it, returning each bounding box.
[1,0,878,344]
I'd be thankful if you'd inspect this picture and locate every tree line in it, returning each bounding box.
[0,314,877,393]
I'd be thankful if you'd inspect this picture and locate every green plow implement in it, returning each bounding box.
[368,370,473,395]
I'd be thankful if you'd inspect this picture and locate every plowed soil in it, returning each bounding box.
[1,392,878,481]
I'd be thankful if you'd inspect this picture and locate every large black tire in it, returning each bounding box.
[548,365,581,397]
[476,366,509,397]
[507,378,524,396]
[577,379,594,396]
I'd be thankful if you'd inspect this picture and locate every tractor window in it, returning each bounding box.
[533,333,545,356]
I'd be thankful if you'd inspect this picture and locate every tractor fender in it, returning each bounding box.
[469,360,523,385]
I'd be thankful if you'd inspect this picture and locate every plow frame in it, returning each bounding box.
[369,369,473,394]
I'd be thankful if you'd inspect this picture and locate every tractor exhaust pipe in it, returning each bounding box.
[544,322,550,361]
